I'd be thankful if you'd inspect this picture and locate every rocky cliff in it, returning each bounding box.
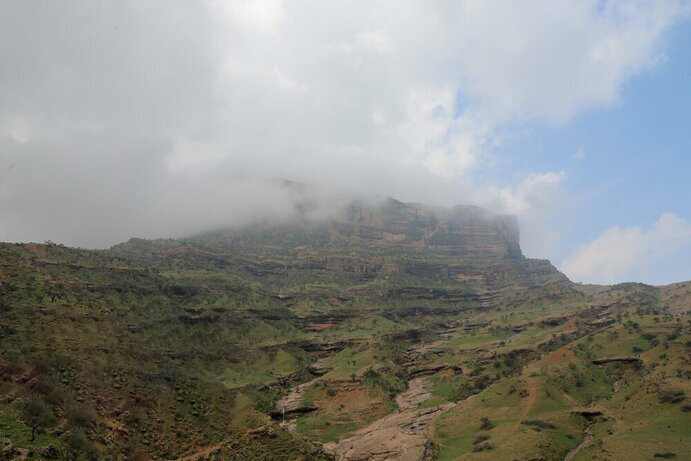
[111,198,567,306]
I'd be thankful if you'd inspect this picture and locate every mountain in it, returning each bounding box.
[111,198,567,306]
[0,199,689,460]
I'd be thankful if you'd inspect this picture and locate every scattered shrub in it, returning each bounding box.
[32,374,64,405]
[472,442,493,452]
[66,430,100,460]
[473,434,490,445]
[479,416,494,430]
[521,419,557,430]
[658,389,685,404]
[20,396,56,441]
[67,404,98,428]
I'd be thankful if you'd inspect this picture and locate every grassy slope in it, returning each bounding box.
[430,286,691,461]
[0,240,689,460]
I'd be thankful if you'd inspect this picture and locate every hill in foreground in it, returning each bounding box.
[0,199,689,460]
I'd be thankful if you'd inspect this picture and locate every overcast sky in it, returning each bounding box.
[1,1,690,285]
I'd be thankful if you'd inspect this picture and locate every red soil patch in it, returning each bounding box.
[522,380,538,417]
[320,387,380,411]
[540,346,576,366]
[100,418,128,435]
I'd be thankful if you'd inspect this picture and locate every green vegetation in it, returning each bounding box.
[20,397,55,442]
[0,202,689,459]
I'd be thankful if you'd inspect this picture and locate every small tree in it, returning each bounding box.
[21,396,56,441]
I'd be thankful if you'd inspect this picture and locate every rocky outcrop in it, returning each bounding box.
[406,364,463,379]
[175,198,568,293]
[324,403,451,461]
[271,358,334,421]
[588,318,615,327]
[591,356,642,365]
[572,408,604,418]
[540,316,568,327]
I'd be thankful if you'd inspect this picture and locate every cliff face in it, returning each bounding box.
[112,199,567,308]
[189,198,522,257]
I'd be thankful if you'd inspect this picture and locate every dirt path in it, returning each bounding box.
[561,391,576,405]
[504,378,538,436]
[522,379,538,417]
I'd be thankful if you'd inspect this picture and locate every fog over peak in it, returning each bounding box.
[0,1,687,261]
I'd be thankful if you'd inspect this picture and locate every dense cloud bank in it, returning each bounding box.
[0,1,687,251]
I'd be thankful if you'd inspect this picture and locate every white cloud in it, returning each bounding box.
[272,66,308,94]
[355,30,391,54]
[478,171,566,257]
[213,0,284,35]
[195,0,690,180]
[0,116,33,144]
[481,171,566,216]
[562,213,691,284]
[574,146,586,161]
[0,1,688,248]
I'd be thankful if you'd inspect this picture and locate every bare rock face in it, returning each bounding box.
[271,375,323,419]
[189,198,524,258]
[406,364,462,379]
[395,378,434,411]
[591,356,642,365]
[140,198,569,302]
[324,403,451,461]
[323,376,451,461]
[107,200,569,334]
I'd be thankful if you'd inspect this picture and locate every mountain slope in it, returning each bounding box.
[0,200,688,460]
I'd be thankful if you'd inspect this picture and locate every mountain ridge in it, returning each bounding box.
[110,198,567,295]
[0,198,688,460]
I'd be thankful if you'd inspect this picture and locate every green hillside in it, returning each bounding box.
[0,200,688,460]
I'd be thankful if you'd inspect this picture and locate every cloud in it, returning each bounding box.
[355,30,391,54]
[478,171,566,257]
[574,147,586,161]
[562,213,691,284]
[450,1,688,124]
[481,171,565,217]
[0,116,33,144]
[0,1,687,247]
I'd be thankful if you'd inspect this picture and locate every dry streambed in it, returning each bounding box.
[563,423,594,461]
[271,351,454,460]
[324,377,452,461]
